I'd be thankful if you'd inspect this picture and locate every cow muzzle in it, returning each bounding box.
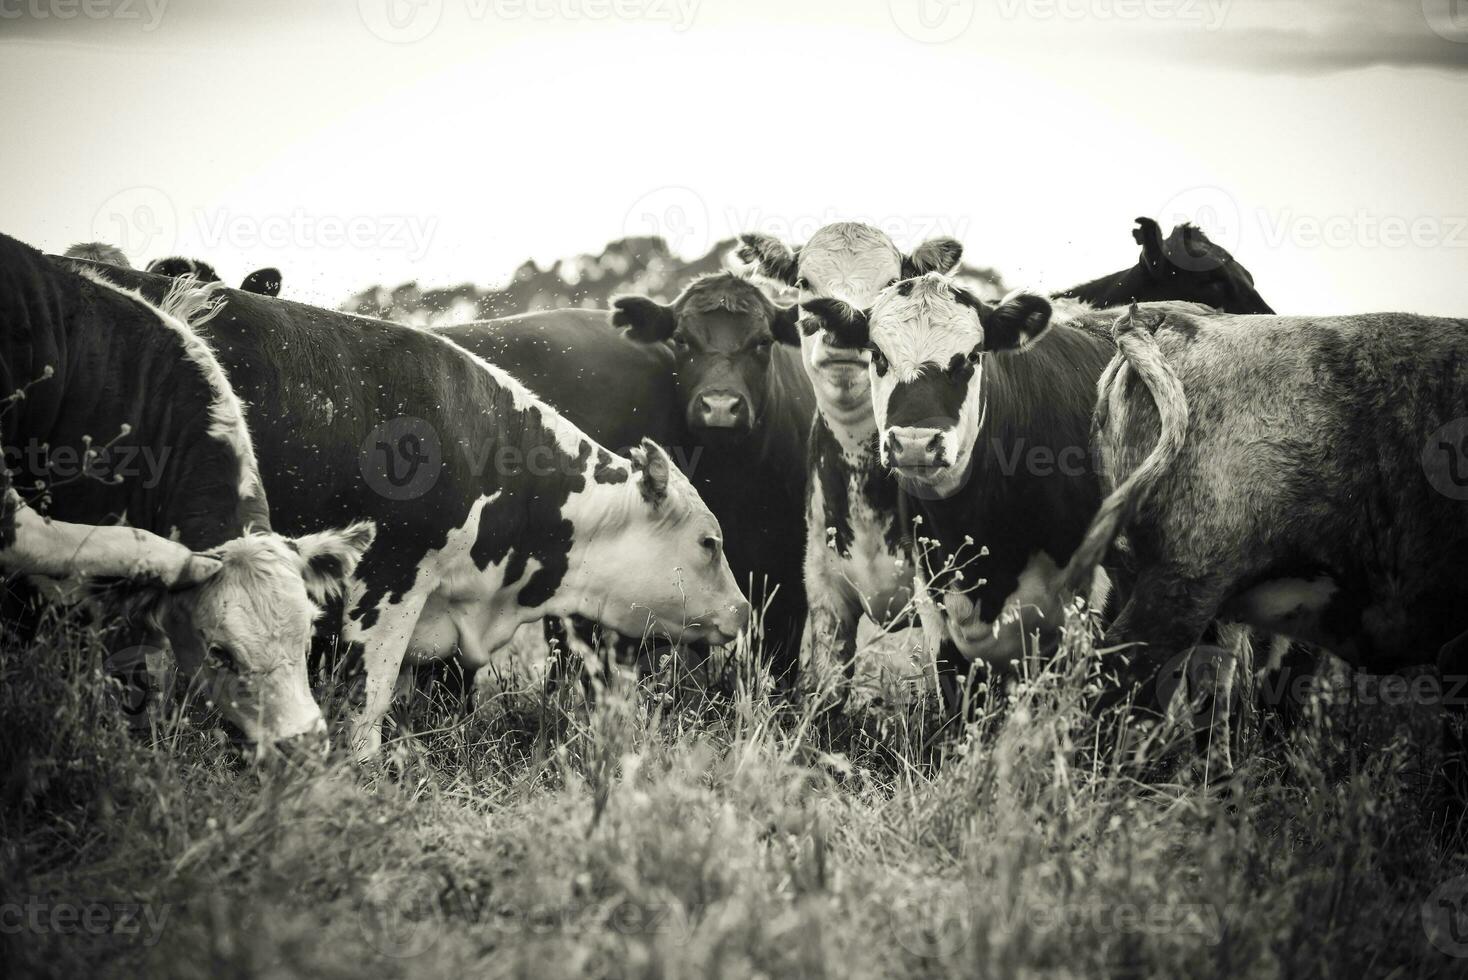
[884,426,951,473]
[692,390,749,430]
[707,598,752,645]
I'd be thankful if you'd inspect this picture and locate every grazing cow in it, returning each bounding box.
[145,255,283,297]
[6,233,375,746]
[801,277,1119,708]
[737,223,964,689]
[1058,217,1274,315]
[63,261,750,757]
[611,272,814,685]
[1059,307,1468,776]
[434,308,685,686]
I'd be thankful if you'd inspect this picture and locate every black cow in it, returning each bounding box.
[65,260,749,758]
[611,272,815,686]
[1059,305,1468,807]
[1058,217,1273,314]
[145,255,283,298]
[7,232,373,746]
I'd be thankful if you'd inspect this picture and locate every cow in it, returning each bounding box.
[62,260,750,758]
[609,272,814,686]
[1058,305,1468,800]
[736,223,965,697]
[1057,217,1274,315]
[799,276,1121,710]
[433,307,685,690]
[145,255,283,298]
[5,232,375,747]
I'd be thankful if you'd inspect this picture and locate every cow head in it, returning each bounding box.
[738,222,963,433]
[1131,218,1273,314]
[566,439,749,644]
[612,273,798,437]
[804,275,1052,496]
[122,522,375,748]
[146,256,283,297]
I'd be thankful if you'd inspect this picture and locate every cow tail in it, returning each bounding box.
[1060,305,1188,600]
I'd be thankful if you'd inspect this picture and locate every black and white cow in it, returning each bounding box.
[736,223,964,688]
[5,232,375,746]
[610,272,814,685]
[64,261,750,758]
[801,276,1118,707]
[145,255,283,297]
[1059,306,1468,770]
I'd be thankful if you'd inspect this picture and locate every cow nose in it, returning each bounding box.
[884,427,948,470]
[696,392,747,429]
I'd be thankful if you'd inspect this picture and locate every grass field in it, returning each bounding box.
[3,609,1468,980]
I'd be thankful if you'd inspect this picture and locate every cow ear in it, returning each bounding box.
[241,268,282,297]
[611,295,678,343]
[980,292,1052,352]
[736,233,800,286]
[1133,217,1166,275]
[629,437,670,505]
[802,297,870,349]
[771,303,801,346]
[902,237,964,278]
[290,521,376,603]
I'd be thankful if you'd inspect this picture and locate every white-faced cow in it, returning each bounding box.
[6,232,375,747]
[610,272,813,686]
[801,275,1119,709]
[736,223,964,691]
[145,255,283,298]
[63,260,750,759]
[1059,305,1468,798]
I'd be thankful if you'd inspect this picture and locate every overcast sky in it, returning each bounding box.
[3,0,1466,314]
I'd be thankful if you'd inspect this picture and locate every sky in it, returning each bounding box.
[2,0,1466,315]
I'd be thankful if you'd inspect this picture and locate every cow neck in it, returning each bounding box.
[815,396,878,459]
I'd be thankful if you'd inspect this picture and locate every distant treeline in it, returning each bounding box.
[341,236,1007,326]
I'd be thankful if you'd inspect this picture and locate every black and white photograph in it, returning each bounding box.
[3,1,1468,976]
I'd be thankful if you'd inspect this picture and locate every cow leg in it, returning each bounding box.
[805,599,860,710]
[1097,566,1230,731]
[347,590,432,762]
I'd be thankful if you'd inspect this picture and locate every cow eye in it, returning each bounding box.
[672,335,689,349]
[867,345,888,372]
[966,348,982,364]
[700,534,722,561]
[207,644,238,672]
[754,339,772,354]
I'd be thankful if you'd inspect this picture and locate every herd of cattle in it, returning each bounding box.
[2,218,1466,801]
